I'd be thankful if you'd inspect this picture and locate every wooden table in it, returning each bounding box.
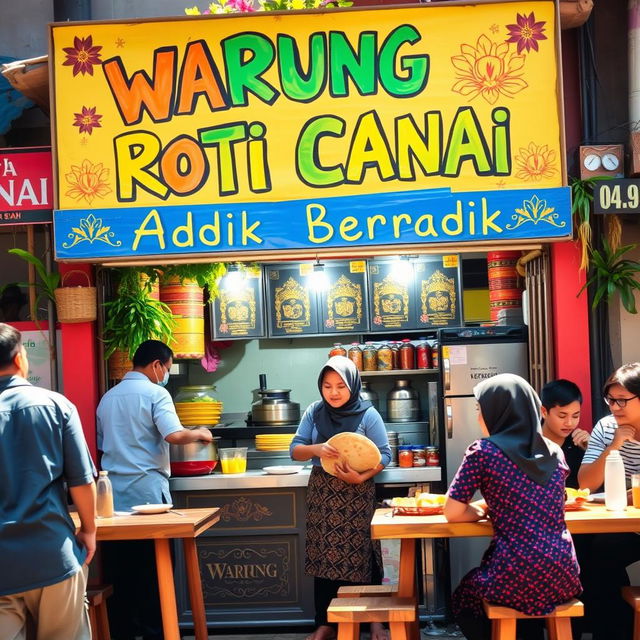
[371,505,640,638]
[74,507,219,640]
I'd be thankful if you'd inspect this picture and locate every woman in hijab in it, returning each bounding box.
[290,356,391,640]
[444,373,581,640]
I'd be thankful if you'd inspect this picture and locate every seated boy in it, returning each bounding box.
[540,379,588,488]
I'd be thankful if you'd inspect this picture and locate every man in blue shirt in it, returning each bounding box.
[0,323,96,640]
[97,339,213,640]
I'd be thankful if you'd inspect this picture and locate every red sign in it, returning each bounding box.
[0,147,53,225]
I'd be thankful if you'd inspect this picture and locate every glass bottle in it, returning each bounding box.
[96,470,114,518]
[390,341,401,369]
[363,342,378,371]
[399,338,416,370]
[347,343,363,371]
[329,343,347,358]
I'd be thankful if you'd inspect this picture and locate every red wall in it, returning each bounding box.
[58,264,99,460]
[550,29,593,429]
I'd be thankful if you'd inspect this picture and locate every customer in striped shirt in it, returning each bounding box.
[577,362,640,640]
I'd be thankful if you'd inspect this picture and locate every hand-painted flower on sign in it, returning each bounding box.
[62,213,122,249]
[506,195,566,230]
[451,34,527,104]
[65,159,112,204]
[506,12,547,54]
[514,142,557,182]
[72,106,102,135]
[62,36,103,76]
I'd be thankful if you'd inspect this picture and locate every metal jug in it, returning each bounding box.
[386,379,419,422]
[360,380,379,410]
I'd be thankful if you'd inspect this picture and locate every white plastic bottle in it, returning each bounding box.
[96,470,114,518]
[605,450,627,511]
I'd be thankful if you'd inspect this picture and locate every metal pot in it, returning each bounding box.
[386,379,420,423]
[360,381,379,410]
[250,374,300,425]
[170,431,219,476]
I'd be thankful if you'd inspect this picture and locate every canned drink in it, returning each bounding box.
[426,446,440,466]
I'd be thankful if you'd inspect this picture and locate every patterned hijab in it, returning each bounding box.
[314,356,372,441]
[474,373,558,486]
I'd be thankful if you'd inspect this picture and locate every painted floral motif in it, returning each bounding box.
[115,37,125,48]
[61,213,122,249]
[65,159,112,204]
[72,106,102,135]
[506,195,566,230]
[451,34,527,104]
[506,12,547,54]
[62,36,103,76]
[514,142,557,182]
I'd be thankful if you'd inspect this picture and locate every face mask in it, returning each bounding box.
[156,363,170,387]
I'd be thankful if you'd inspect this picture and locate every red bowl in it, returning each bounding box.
[171,460,217,476]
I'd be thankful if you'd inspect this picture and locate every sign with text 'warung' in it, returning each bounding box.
[0,148,53,225]
[50,2,570,261]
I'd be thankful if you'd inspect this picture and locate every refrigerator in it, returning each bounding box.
[438,326,529,591]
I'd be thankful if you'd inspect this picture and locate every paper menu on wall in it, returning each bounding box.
[448,346,467,365]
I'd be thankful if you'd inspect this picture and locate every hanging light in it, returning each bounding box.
[224,263,245,290]
[309,260,329,291]
[390,255,413,284]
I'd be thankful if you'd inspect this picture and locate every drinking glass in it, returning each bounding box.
[632,474,640,509]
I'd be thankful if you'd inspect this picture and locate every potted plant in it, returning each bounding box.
[7,247,60,311]
[579,241,640,314]
[103,267,175,379]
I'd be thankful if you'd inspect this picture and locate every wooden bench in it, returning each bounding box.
[87,585,113,640]
[337,584,397,598]
[622,586,640,640]
[327,596,416,640]
[483,598,583,640]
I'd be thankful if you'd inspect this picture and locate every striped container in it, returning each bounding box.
[487,251,522,322]
[159,276,205,359]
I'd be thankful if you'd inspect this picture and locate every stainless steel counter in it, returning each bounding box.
[170,465,441,491]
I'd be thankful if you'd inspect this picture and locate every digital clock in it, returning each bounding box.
[593,179,640,214]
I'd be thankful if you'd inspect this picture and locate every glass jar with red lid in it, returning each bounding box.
[399,339,416,370]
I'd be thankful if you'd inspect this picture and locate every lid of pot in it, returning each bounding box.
[257,388,291,394]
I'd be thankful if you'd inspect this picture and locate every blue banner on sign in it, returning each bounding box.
[54,187,571,260]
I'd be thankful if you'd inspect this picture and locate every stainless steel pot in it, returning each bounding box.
[386,379,419,423]
[250,374,300,425]
[360,381,379,410]
[170,431,220,476]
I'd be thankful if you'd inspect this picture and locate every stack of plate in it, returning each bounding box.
[255,433,295,451]
[175,401,223,426]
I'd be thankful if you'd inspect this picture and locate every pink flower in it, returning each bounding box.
[226,0,256,11]
[505,12,547,54]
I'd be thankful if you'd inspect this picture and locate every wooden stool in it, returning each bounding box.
[483,598,583,640]
[622,586,640,640]
[87,585,113,640]
[327,596,416,640]
[337,584,397,598]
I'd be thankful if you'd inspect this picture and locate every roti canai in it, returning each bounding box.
[320,432,382,476]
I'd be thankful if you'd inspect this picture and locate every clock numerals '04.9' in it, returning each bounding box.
[599,183,640,211]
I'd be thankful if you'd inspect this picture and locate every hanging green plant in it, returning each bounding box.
[570,176,614,271]
[161,263,227,299]
[579,240,640,314]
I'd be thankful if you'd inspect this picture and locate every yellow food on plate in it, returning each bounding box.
[416,493,446,507]
[390,497,417,507]
[565,487,590,502]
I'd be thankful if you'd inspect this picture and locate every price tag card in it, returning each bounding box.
[594,179,640,214]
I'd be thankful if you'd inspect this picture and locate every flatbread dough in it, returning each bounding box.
[320,432,382,476]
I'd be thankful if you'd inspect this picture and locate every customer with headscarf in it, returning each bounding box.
[290,356,391,640]
[444,373,581,640]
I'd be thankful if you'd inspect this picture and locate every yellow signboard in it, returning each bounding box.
[51,2,562,211]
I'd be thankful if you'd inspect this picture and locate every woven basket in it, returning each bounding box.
[54,270,97,323]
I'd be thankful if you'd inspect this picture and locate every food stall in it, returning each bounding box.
[47,0,590,629]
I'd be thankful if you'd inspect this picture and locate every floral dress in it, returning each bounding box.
[449,439,582,617]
